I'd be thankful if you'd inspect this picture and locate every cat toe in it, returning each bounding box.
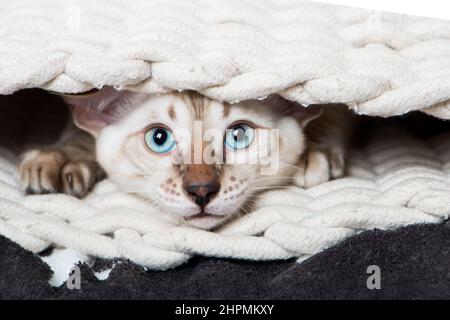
[18,149,66,194]
[294,150,331,189]
[293,157,307,187]
[61,161,99,198]
[328,146,345,179]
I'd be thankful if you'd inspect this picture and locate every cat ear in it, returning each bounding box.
[267,95,323,128]
[63,87,140,137]
[294,104,323,128]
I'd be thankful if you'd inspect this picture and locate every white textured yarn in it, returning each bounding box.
[1,0,450,119]
[0,129,449,269]
[1,0,450,269]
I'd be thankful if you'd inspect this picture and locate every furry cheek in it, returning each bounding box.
[205,171,252,215]
[279,117,304,146]
[155,183,200,216]
[277,117,305,162]
[156,177,190,208]
[95,125,129,175]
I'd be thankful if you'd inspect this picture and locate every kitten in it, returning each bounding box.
[18,88,353,229]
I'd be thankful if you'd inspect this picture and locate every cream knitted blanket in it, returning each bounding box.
[1,0,450,119]
[0,0,450,269]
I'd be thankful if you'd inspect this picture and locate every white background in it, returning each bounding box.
[316,0,450,20]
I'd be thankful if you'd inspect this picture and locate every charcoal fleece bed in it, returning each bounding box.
[1,223,450,300]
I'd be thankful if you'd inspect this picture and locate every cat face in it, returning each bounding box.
[66,89,321,229]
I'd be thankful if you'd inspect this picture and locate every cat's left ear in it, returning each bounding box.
[63,87,141,138]
[268,95,323,128]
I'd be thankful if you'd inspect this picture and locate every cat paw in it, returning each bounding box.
[18,149,103,198]
[18,149,67,195]
[61,161,104,198]
[294,147,345,188]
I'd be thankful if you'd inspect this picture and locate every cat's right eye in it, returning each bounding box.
[144,126,175,154]
[225,123,255,150]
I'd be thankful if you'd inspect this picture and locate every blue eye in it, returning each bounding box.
[145,126,175,154]
[225,123,255,150]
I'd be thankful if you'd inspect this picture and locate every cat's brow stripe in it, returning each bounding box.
[222,102,231,118]
[181,91,212,120]
[168,105,176,120]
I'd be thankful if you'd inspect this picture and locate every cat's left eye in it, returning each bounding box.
[145,126,175,154]
[225,123,255,150]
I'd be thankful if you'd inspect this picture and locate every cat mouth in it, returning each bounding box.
[182,212,226,229]
[183,212,223,221]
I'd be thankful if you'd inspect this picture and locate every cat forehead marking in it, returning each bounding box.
[222,102,231,118]
[168,105,176,120]
[179,91,213,120]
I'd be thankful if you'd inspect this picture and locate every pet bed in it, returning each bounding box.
[0,0,450,287]
[2,222,450,299]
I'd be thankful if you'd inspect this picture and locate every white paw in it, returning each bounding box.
[294,147,345,189]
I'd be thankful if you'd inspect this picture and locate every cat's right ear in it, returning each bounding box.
[267,95,323,128]
[62,87,140,138]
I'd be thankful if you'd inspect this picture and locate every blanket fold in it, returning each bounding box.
[1,0,450,119]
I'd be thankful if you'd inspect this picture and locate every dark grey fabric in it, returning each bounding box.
[1,223,449,300]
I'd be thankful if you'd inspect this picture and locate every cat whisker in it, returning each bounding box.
[240,205,250,216]
[244,199,257,210]
[278,161,305,171]
[250,186,294,191]
[250,176,294,183]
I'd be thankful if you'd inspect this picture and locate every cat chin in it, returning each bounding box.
[181,213,228,230]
